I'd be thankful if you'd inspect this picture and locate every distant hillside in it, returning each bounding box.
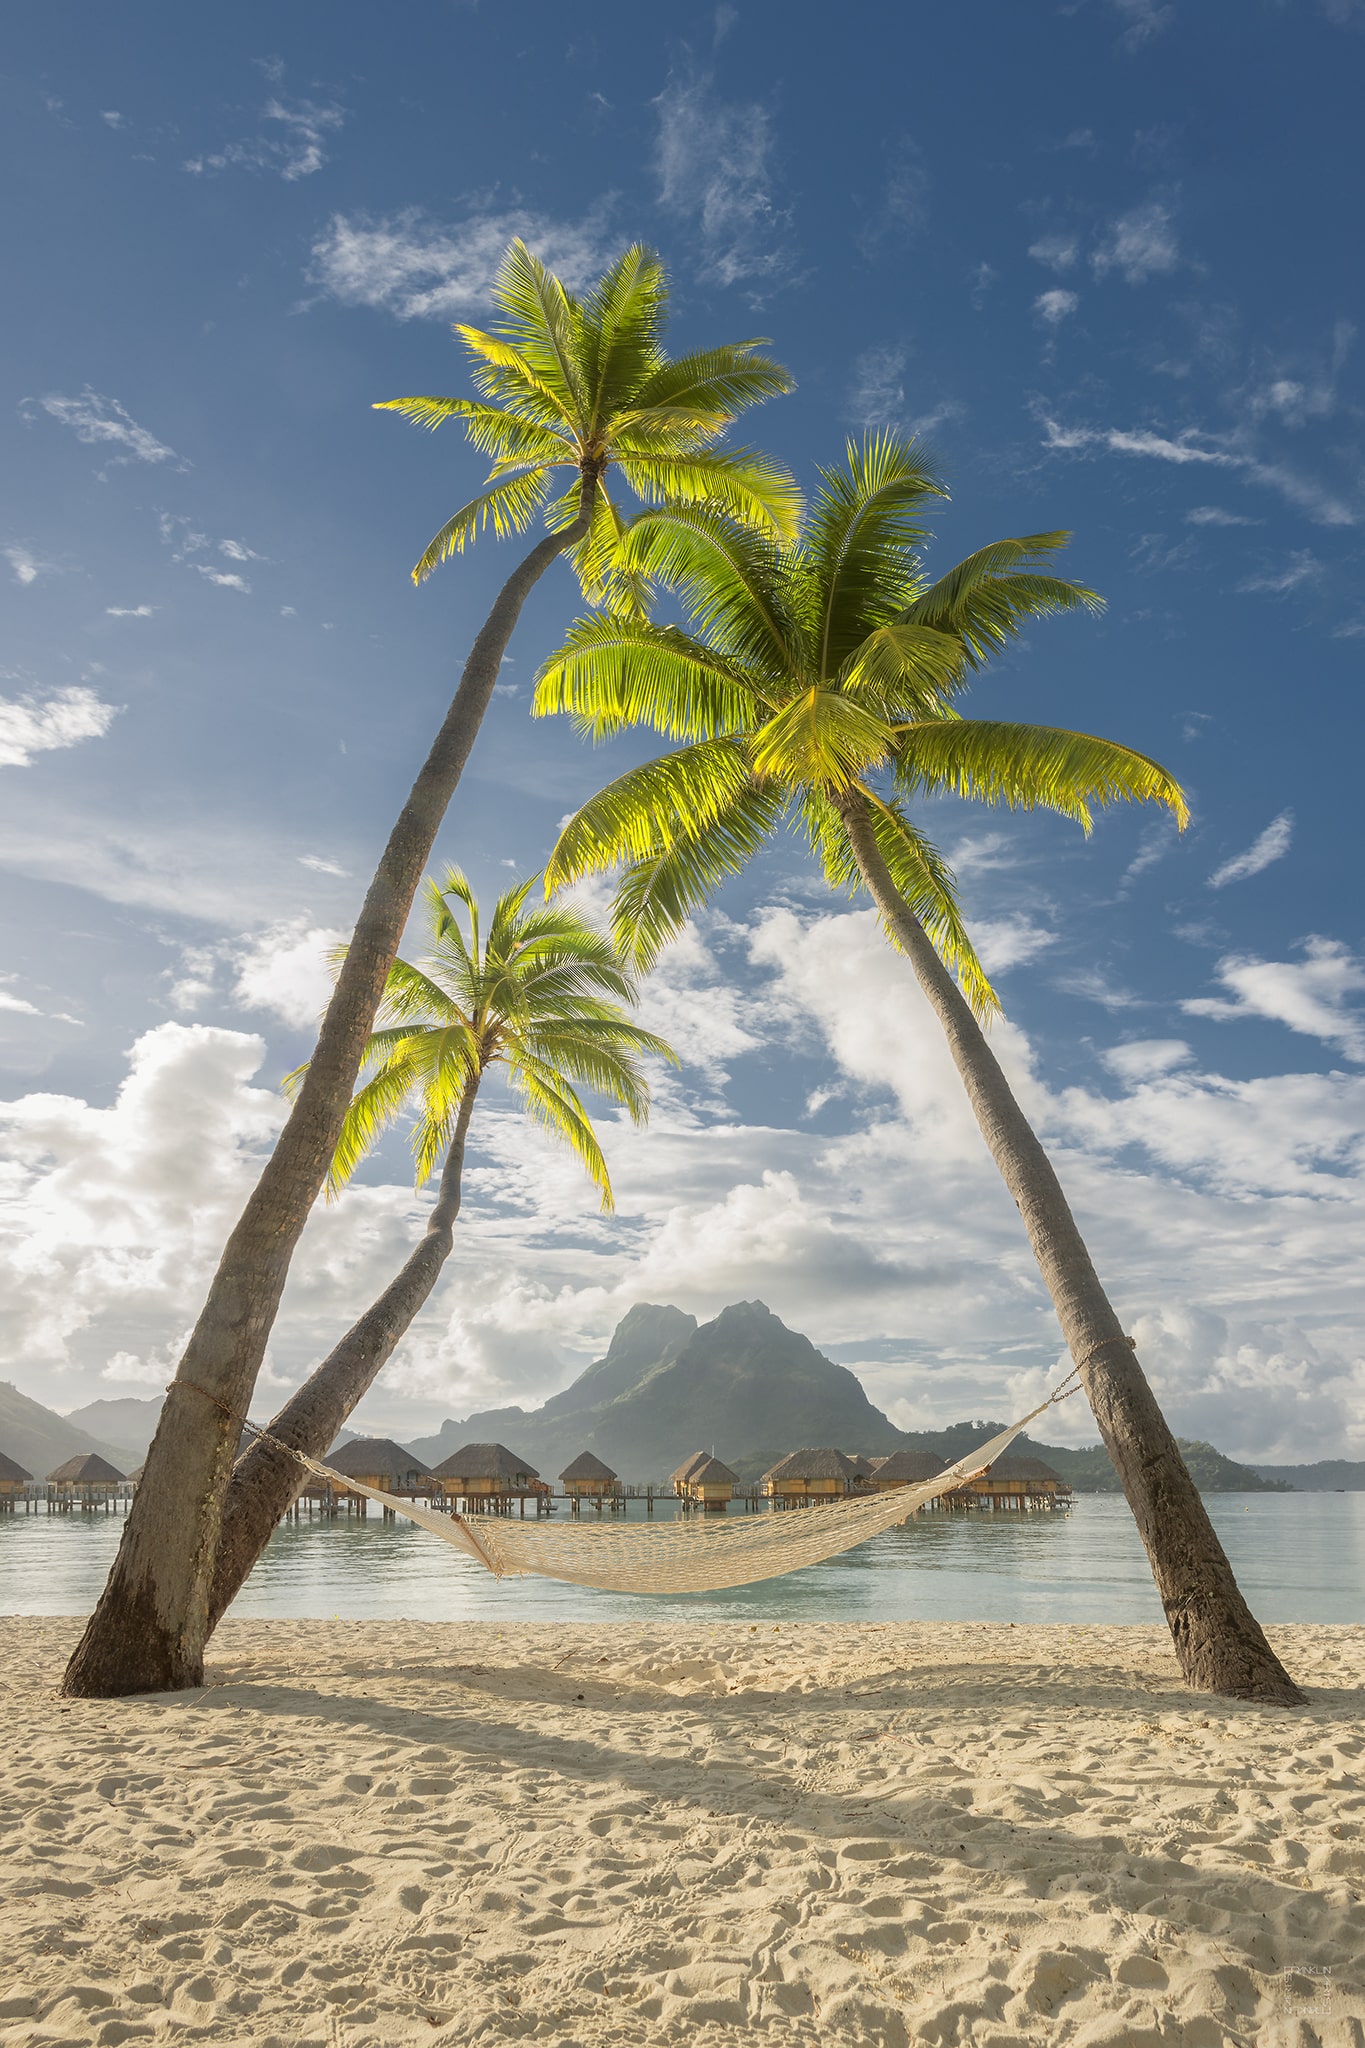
[408,1305,1312,1494]
[409,1300,907,1481]
[63,1395,165,1464]
[0,1382,140,1479]
[896,1421,1292,1494]
[1252,1460,1365,1491]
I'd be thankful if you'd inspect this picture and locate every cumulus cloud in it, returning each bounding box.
[307,204,615,320]
[1034,288,1080,326]
[1207,809,1294,888]
[0,685,119,768]
[1182,938,1365,1061]
[1028,232,1079,273]
[1091,200,1180,282]
[654,69,791,288]
[231,921,344,1030]
[4,544,53,586]
[20,389,183,469]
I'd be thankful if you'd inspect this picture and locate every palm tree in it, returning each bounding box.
[533,435,1303,1704]
[63,240,795,1699]
[206,868,673,1633]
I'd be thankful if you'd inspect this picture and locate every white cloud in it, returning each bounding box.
[298,854,349,877]
[1182,938,1365,1061]
[1101,1039,1194,1081]
[971,917,1057,973]
[193,566,251,593]
[1028,233,1078,273]
[101,111,125,130]
[0,992,42,1017]
[1110,0,1176,49]
[0,685,119,768]
[22,389,182,468]
[106,604,157,618]
[1034,288,1080,326]
[1207,809,1294,888]
[1236,550,1323,595]
[231,920,344,1030]
[308,204,616,320]
[1037,410,1357,527]
[654,71,791,288]
[1091,200,1180,283]
[219,538,264,562]
[185,82,346,182]
[1184,505,1259,526]
[4,544,52,586]
[846,345,961,441]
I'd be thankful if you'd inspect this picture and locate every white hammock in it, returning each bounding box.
[271,1382,1075,1596]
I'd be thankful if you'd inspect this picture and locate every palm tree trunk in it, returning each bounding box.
[62,481,599,1700]
[837,791,1303,1705]
[204,1078,479,1636]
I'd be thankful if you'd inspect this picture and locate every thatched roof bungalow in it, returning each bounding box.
[0,1449,33,1495]
[432,1442,540,1498]
[669,1450,713,1497]
[559,1451,618,1498]
[47,1452,125,1496]
[682,1454,737,1512]
[763,1448,858,1503]
[868,1448,949,1491]
[325,1438,433,1499]
[951,1453,1073,1511]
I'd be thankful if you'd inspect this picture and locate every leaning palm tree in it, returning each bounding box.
[205,867,674,1633]
[534,434,1303,1704]
[64,239,796,1699]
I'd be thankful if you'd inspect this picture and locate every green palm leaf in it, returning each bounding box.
[894,720,1190,830]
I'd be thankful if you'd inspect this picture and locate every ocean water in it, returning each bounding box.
[2,1491,1361,1626]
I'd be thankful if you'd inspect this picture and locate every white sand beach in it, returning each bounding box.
[1,1618,1361,2046]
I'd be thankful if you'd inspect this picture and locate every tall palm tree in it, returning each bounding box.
[63,240,796,1699]
[533,435,1303,1704]
[206,868,673,1632]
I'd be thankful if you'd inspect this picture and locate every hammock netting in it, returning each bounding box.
[276,1397,1065,1597]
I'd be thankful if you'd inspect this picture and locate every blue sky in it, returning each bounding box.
[2,0,1362,1462]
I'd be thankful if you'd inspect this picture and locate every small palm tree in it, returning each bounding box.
[533,435,1302,1704]
[207,869,673,1631]
[67,239,794,1698]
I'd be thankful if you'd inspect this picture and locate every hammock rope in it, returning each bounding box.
[185,1362,1088,1597]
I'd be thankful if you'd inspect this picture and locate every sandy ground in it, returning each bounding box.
[1,1620,1362,2047]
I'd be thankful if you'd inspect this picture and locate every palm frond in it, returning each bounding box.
[533,615,758,742]
[513,1064,615,1211]
[410,469,553,582]
[809,434,947,677]
[371,396,571,468]
[488,240,590,422]
[619,446,802,540]
[546,738,757,887]
[618,505,799,679]
[901,535,1102,670]
[610,784,787,969]
[894,720,1190,830]
[748,687,895,791]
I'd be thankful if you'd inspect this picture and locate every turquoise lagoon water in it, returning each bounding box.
[2,1491,1360,1625]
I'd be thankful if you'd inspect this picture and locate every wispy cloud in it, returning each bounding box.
[1183,938,1365,1061]
[298,854,349,877]
[21,389,183,470]
[859,136,931,256]
[4,544,52,587]
[194,567,251,593]
[308,204,615,320]
[1028,232,1079,273]
[1091,199,1180,282]
[847,344,962,441]
[1237,551,1323,596]
[1034,288,1079,326]
[1184,505,1260,526]
[1110,0,1176,50]
[157,514,264,594]
[0,685,120,769]
[654,69,792,288]
[185,64,346,182]
[1036,409,1358,526]
[106,604,157,618]
[1208,809,1294,888]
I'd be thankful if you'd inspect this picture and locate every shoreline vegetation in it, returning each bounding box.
[6,1617,1361,2045]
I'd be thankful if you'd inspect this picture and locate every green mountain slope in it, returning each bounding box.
[0,1382,140,1479]
[1251,1461,1365,1491]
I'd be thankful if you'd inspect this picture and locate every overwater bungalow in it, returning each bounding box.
[844,1454,877,1485]
[681,1455,738,1512]
[763,1448,859,1505]
[668,1451,713,1498]
[432,1442,541,1512]
[47,1452,125,1507]
[867,1448,949,1490]
[951,1453,1073,1512]
[559,1451,619,1501]
[324,1437,434,1507]
[0,1449,33,1509]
